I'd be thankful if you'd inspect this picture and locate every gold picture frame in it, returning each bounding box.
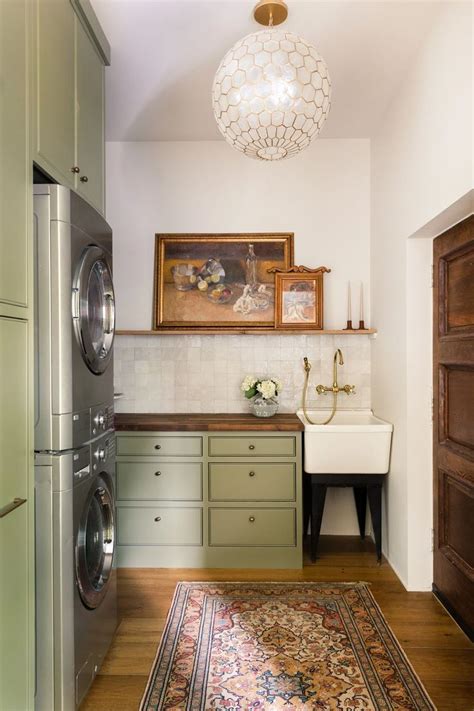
[270,266,331,330]
[154,233,294,331]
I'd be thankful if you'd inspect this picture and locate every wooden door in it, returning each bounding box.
[433,214,474,638]
[75,15,105,213]
[34,0,76,186]
[0,317,32,710]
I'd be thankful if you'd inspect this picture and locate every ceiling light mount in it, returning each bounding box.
[253,0,288,27]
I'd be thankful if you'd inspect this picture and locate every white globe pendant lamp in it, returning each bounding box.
[212,0,331,161]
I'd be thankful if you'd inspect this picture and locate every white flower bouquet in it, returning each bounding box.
[241,375,282,401]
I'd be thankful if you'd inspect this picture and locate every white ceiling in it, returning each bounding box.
[92,0,441,141]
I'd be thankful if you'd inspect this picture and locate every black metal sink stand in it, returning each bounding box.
[303,473,387,563]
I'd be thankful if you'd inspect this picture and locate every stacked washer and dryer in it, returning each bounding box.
[34,185,118,710]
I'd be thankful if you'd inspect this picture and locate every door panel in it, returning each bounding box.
[0,317,31,710]
[446,246,474,331]
[75,16,105,213]
[35,0,75,185]
[0,0,29,308]
[433,214,474,637]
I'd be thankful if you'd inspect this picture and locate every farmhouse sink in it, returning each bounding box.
[296,409,393,474]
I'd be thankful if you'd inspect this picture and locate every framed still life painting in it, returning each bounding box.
[270,266,331,330]
[153,233,294,330]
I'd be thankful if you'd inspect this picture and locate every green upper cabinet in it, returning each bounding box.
[0,0,29,310]
[34,0,76,186]
[33,0,109,214]
[75,16,105,212]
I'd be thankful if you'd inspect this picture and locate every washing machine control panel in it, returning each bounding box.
[91,404,114,438]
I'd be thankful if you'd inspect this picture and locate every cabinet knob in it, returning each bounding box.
[80,175,89,183]
[248,444,255,450]
[249,471,255,477]
[154,444,161,450]
[154,516,161,522]
[154,471,162,477]
[249,516,255,522]
[71,166,80,173]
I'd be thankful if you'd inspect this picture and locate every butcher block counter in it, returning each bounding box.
[114,412,304,432]
[114,413,303,569]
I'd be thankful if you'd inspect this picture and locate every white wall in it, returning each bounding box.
[107,139,370,331]
[107,138,372,535]
[371,1,473,590]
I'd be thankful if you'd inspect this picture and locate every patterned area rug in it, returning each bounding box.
[140,582,435,710]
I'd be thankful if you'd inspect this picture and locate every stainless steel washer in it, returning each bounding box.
[74,434,117,706]
[35,433,118,711]
[34,185,116,451]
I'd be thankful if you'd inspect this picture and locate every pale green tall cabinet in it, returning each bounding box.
[0,0,109,708]
[0,1,35,709]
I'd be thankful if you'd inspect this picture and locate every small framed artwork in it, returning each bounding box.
[270,266,331,330]
[154,233,294,331]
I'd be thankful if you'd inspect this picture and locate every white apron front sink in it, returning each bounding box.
[296,409,393,474]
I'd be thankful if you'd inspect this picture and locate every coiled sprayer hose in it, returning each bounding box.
[302,357,338,426]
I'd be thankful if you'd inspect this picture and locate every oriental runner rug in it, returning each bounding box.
[140,582,435,710]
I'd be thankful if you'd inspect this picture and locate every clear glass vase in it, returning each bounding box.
[250,396,279,418]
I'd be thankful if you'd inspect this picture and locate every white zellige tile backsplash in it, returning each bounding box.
[114,334,371,414]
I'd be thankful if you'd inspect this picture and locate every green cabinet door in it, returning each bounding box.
[0,317,32,710]
[75,16,105,213]
[34,0,75,186]
[0,0,29,309]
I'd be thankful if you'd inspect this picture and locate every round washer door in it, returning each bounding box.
[73,245,115,374]
[75,474,115,610]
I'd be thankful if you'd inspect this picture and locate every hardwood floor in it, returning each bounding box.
[81,537,474,710]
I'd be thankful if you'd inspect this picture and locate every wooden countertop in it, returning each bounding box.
[114,413,304,432]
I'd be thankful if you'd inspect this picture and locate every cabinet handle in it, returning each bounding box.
[249,516,255,522]
[248,444,255,450]
[71,166,80,173]
[80,175,89,183]
[154,516,161,522]
[0,498,27,519]
[154,471,162,477]
[249,471,255,477]
[154,444,161,450]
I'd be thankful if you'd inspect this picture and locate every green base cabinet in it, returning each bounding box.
[0,317,33,711]
[116,431,303,569]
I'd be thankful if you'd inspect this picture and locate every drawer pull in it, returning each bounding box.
[0,497,26,519]
[154,444,162,450]
[249,516,255,522]
[248,444,255,450]
[154,516,162,522]
[249,471,256,477]
[154,471,162,477]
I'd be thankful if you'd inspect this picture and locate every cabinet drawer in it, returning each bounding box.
[117,462,202,501]
[208,436,295,458]
[117,435,202,457]
[209,508,295,547]
[209,463,295,501]
[117,507,202,546]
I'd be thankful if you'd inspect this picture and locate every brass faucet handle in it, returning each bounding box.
[342,384,356,395]
[316,384,327,395]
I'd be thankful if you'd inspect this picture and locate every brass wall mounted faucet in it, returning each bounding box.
[315,349,356,396]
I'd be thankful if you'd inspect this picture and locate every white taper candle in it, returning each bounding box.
[347,281,352,322]
[360,281,364,322]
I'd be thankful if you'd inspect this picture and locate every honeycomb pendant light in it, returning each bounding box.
[212,0,331,161]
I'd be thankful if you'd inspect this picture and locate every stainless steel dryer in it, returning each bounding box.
[34,185,115,451]
[35,432,117,711]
